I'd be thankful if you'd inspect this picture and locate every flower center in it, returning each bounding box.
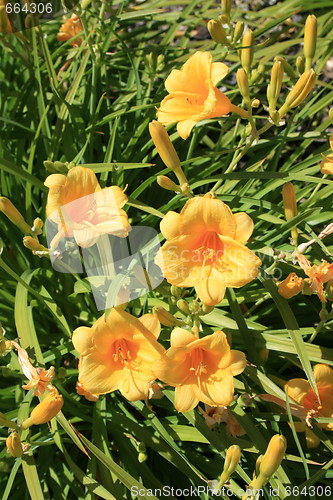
[112,339,132,364]
[189,349,208,378]
[194,231,222,266]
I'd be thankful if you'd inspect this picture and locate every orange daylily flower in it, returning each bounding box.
[285,364,333,448]
[45,166,131,249]
[73,308,166,401]
[153,328,246,412]
[157,51,246,139]
[297,254,333,302]
[155,194,261,306]
[57,14,84,47]
[11,341,55,396]
[320,135,333,175]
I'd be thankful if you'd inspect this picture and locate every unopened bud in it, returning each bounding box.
[221,0,231,17]
[251,63,264,83]
[259,434,287,478]
[157,175,180,192]
[201,304,214,315]
[23,236,49,253]
[43,160,55,172]
[170,285,182,298]
[267,61,283,110]
[0,198,33,235]
[189,302,200,314]
[236,68,250,106]
[304,15,317,70]
[233,21,244,43]
[251,98,260,108]
[329,108,333,125]
[21,390,64,429]
[220,445,241,484]
[259,348,269,363]
[6,432,24,458]
[278,273,304,299]
[32,217,43,235]
[152,306,178,327]
[138,452,148,463]
[218,14,230,24]
[269,109,281,124]
[208,20,228,44]
[240,29,254,75]
[296,55,305,75]
[177,299,189,314]
[149,121,181,171]
[274,56,296,79]
[282,182,298,243]
[81,0,92,9]
[279,70,316,116]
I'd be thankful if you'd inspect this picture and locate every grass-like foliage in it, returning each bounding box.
[1,1,333,499]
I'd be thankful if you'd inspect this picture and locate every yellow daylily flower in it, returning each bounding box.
[73,308,166,401]
[155,194,261,306]
[320,135,333,175]
[157,51,246,139]
[57,14,84,46]
[45,166,131,249]
[285,364,333,448]
[297,254,333,302]
[153,328,246,412]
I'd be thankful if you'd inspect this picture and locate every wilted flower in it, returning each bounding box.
[157,51,247,139]
[73,308,166,401]
[285,364,333,448]
[153,328,246,412]
[57,14,83,46]
[297,254,333,302]
[45,166,131,249]
[201,404,245,436]
[11,341,55,396]
[155,194,261,306]
[278,272,304,299]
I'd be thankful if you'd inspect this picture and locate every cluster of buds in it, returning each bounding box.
[243,435,287,498]
[207,0,245,48]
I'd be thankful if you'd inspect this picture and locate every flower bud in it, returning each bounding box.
[220,445,241,483]
[43,160,55,172]
[149,121,181,171]
[251,63,264,83]
[269,109,281,124]
[21,390,64,429]
[177,299,189,314]
[32,217,43,235]
[233,21,244,43]
[81,0,92,9]
[23,236,49,253]
[0,198,33,235]
[157,175,180,192]
[240,29,254,75]
[6,432,24,458]
[201,304,214,315]
[274,56,296,79]
[278,273,304,299]
[279,70,316,116]
[218,14,230,24]
[208,19,228,44]
[189,302,200,314]
[259,434,287,478]
[221,0,231,17]
[152,306,178,327]
[251,98,260,108]
[170,285,182,298]
[304,15,317,70]
[296,55,305,75]
[329,108,333,125]
[320,153,333,175]
[267,61,283,111]
[236,68,250,106]
[282,182,298,243]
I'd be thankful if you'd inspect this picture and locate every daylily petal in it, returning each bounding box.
[160,211,181,240]
[139,314,161,339]
[170,328,196,347]
[174,384,199,412]
[229,350,247,376]
[72,327,93,355]
[305,428,321,448]
[234,212,254,243]
[44,174,67,189]
[180,195,236,237]
[285,378,310,405]
[177,119,197,140]
[196,373,235,407]
[211,62,229,86]
[320,153,333,175]
[165,52,212,95]
[73,228,99,248]
[313,364,333,386]
[195,267,227,305]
